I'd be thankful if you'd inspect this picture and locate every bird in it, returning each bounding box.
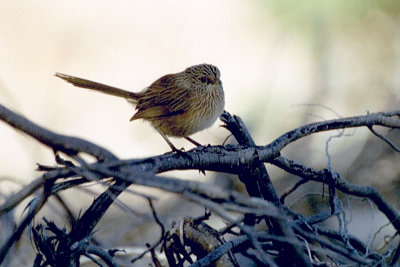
[55,64,225,151]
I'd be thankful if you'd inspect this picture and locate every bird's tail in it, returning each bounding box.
[55,73,139,100]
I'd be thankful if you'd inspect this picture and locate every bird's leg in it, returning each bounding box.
[158,131,202,153]
[158,131,180,152]
[184,136,202,147]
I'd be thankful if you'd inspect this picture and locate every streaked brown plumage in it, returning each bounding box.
[55,64,225,151]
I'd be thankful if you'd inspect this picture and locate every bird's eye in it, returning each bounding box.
[200,77,208,83]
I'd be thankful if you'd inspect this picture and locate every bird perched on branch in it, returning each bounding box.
[55,64,225,151]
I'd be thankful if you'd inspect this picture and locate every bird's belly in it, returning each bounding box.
[153,105,223,137]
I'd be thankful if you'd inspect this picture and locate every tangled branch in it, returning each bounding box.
[0,102,399,266]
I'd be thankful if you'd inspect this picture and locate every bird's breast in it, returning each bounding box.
[188,85,225,134]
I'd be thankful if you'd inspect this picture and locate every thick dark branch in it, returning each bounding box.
[87,144,278,177]
[98,110,400,177]
[0,103,117,161]
[221,111,279,202]
[270,110,400,151]
[221,111,310,266]
[68,180,128,245]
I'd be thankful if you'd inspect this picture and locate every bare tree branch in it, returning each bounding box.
[1,101,400,266]
[0,103,117,161]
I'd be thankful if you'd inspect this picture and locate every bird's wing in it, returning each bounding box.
[131,74,191,120]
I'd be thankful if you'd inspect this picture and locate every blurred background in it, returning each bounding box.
[1,0,400,265]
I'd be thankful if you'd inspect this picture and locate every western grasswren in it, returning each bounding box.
[55,64,225,151]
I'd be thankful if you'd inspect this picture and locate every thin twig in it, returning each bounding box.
[368,126,400,152]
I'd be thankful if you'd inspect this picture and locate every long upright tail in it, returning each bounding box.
[55,73,139,100]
